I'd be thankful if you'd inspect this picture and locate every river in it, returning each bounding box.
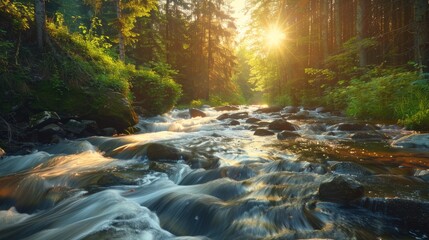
[0,106,428,239]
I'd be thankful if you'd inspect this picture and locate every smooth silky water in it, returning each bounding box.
[0,106,428,239]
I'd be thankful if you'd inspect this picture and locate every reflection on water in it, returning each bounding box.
[0,106,428,239]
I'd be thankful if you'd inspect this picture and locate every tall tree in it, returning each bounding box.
[34,0,46,49]
[356,0,367,67]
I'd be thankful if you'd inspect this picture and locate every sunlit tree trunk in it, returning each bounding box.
[34,0,46,49]
[321,0,329,61]
[116,0,125,62]
[356,0,367,67]
[334,0,341,50]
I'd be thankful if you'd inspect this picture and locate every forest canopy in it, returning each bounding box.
[0,0,428,130]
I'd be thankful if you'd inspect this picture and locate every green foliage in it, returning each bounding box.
[399,109,429,131]
[131,69,182,116]
[190,99,204,108]
[47,15,132,95]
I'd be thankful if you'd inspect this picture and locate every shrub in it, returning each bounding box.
[131,70,182,116]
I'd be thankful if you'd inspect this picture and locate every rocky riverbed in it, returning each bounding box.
[0,105,428,239]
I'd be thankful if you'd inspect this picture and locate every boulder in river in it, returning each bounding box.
[315,107,329,113]
[214,105,239,111]
[189,108,206,118]
[145,143,191,161]
[254,129,275,136]
[319,176,365,204]
[229,120,240,126]
[0,148,5,158]
[255,106,283,113]
[288,110,311,120]
[229,112,249,120]
[246,118,261,124]
[283,106,300,114]
[391,134,429,149]
[217,113,230,121]
[349,131,388,141]
[277,131,301,140]
[30,111,61,128]
[331,162,373,176]
[268,119,299,131]
[360,197,429,231]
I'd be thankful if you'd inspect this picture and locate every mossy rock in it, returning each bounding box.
[30,83,137,132]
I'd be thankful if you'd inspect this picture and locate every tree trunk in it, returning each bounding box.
[166,0,171,63]
[334,0,341,50]
[414,0,428,73]
[321,0,329,61]
[356,0,367,67]
[206,1,212,100]
[116,0,125,62]
[34,0,46,50]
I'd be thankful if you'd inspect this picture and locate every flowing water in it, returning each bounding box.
[0,106,428,239]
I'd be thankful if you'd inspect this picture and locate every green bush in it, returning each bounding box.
[131,70,182,116]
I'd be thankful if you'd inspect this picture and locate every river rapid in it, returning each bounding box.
[0,106,428,240]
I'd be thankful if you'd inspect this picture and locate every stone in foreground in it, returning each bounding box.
[319,176,364,204]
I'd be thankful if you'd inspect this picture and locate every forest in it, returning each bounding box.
[1,1,429,239]
[1,0,429,140]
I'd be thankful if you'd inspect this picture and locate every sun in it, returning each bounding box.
[265,26,286,48]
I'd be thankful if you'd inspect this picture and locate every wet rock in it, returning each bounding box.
[97,173,135,187]
[277,131,301,140]
[268,119,299,131]
[283,106,300,114]
[392,134,429,149]
[0,148,5,157]
[63,119,85,134]
[187,153,219,169]
[307,123,326,132]
[254,129,275,136]
[229,112,248,119]
[90,91,138,132]
[331,162,373,176]
[214,105,239,111]
[82,120,99,134]
[350,131,387,141]
[319,176,364,204]
[246,117,261,124]
[176,111,190,119]
[217,113,230,120]
[288,110,310,120]
[257,121,270,127]
[180,166,256,185]
[248,125,259,131]
[360,197,429,231]
[334,123,376,131]
[38,123,65,143]
[315,107,329,113]
[255,106,283,113]
[189,108,206,118]
[229,120,240,126]
[414,169,429,182]
[30,111,61,128]
[145,143,190,161]
[101,127,117,136]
